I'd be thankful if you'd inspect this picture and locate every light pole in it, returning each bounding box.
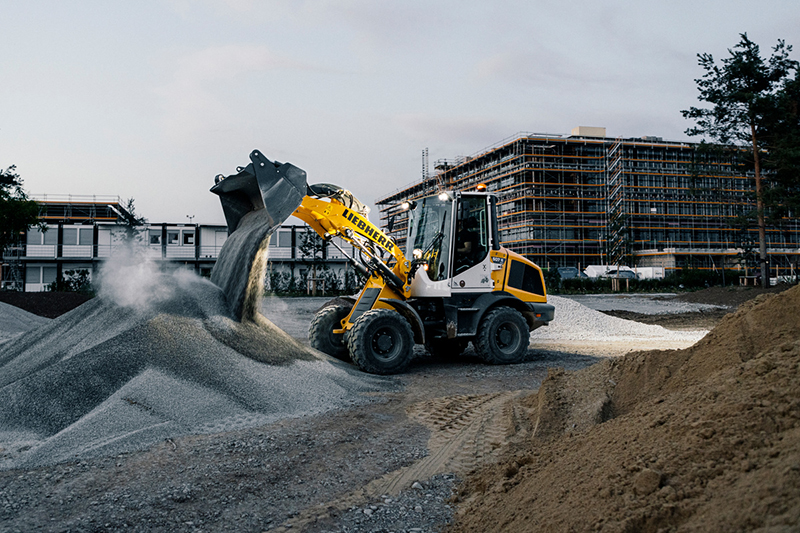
[186,215,195,225]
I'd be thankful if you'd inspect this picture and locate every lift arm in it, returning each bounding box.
[210,150,412,298]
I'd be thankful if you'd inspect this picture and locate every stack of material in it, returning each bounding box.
[0,302,50,344]
[0,267,386,470]
[533,296,708,343]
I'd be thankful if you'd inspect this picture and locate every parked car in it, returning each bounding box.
[602,268,636,279]
[557,267,582,279]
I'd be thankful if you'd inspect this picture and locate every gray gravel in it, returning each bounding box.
[0,301,50,344]
[532,295,709,343]
[563,293,727,314]
[0,271,390,470]
[305,475,458,533]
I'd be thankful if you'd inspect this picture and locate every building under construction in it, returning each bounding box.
[377,127,800,278]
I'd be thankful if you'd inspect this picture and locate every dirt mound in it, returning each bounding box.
[452,284,800,532]
[671,283,793,308]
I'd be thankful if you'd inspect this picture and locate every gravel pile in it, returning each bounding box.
[533,295,708,343]
[564,293,726,314]
[0,265,389,470]
[0,302,50,344]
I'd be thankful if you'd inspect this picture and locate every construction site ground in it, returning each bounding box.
[1,284,797,532]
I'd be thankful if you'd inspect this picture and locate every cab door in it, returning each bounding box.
[450,194,494,293]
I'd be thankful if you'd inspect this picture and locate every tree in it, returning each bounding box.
[297,229,327,295]
[682,33,799,287]
[0,165,42,254]
[117,197,147,246]
[47,269,94,294]
[762,70,800,227]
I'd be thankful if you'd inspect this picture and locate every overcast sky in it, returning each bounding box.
[2,0,799,226]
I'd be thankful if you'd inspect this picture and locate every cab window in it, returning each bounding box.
[454,196,488,274]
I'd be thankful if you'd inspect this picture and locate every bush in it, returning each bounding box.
[551,268,741,294]
[47,269,94,295]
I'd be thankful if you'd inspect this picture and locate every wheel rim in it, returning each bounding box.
[495,322,520,353]
[328,329,344,347]
[372,326,400,361]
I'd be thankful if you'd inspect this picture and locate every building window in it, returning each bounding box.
[63,227,78,245]
[27,266,58,285]
[25,266,40,283]
[61,226,93,246]
[150,230,161,245]
[183,231,195,245]
[42,267,57,284]
[278,231,292,247]
[27,227,57,245]
[168,231,179,245]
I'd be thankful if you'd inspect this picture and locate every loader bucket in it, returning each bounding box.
[210,150,307,235]
[209,150,307,321]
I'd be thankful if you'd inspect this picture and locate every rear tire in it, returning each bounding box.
[348,309,414,374]
[309,304,351,361]
[475,306,530,364]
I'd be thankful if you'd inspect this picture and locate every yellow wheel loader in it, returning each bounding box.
[211,150,554,374]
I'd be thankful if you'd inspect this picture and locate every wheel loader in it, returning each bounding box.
[211,150,554,374]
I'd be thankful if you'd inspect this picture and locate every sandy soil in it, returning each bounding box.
[0,285,794,532]
[452,285,800,532]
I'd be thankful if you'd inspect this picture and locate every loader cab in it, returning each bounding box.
[406,191,499,297]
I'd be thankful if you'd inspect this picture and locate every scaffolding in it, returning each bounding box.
[377,131,800,276]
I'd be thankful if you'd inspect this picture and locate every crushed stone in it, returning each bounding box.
[533,295,708,343]
[564,293,727,314]
[0,301,50,344]
[0,266,390,470]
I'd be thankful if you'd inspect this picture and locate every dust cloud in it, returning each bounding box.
[95,245,181,312]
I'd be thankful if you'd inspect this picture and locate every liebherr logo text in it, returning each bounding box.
[342,208,394,252]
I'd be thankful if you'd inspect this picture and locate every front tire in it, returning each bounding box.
[475,306,530,364]
[309,304,351,361]
[348,309,415,374]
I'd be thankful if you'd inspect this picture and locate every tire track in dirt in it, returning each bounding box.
[271,390,531,532]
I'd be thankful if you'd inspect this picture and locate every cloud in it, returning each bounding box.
[153,44,312,143]
[394,113,507,149]
[474,48,617,90]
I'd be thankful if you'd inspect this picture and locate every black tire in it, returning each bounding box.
[348,309,415,374]
[309,304,351,361]
[475,306,530,364]
[425,337,469,360]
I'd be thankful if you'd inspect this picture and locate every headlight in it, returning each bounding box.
[412,248,423,259]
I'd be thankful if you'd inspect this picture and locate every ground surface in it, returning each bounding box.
[0,284,795,532]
